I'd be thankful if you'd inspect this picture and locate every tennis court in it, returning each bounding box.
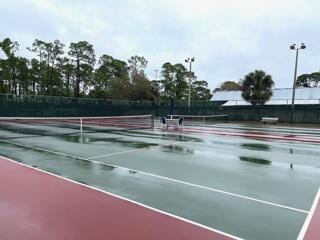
[0,115,319,240]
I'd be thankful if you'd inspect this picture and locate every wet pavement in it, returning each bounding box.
[0,123,320,240]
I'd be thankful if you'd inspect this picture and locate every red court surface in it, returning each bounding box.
[298,189,320,240]
[0,156,238,240]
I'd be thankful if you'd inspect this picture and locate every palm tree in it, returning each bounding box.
[241,70,274,105]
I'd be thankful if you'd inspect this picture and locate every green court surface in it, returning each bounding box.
[0,123,319,240]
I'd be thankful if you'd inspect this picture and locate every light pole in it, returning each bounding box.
[185,57,195,110]
[289,43,306,123]
[154,69,159,81]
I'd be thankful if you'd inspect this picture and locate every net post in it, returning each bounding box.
[203,116,205,127]
[80,118,83,134]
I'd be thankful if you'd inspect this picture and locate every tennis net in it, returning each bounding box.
[168,114,228,126]
[0,115,154,139]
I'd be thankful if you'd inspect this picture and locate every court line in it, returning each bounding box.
[0,155,243,240]
[85,141,181,160]
[297,187,320,240]
[86,148,152,160]
[0,139,309,214]
[0,139,84,159]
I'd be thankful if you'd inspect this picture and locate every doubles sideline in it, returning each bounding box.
[297,188,320,240]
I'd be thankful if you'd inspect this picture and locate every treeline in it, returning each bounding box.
[0,38,212,101]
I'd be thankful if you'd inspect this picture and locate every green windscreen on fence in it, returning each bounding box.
[1,94,320,124]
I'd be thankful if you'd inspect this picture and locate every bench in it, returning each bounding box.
[261,117,278,124]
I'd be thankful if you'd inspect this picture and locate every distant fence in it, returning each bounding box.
[217,105,320,124]
[0,94,320,124]
[0,94,158,117]
[0,94,218,118]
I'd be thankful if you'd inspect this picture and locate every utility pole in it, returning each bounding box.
[185,57,195,112]
[289,43,306,124]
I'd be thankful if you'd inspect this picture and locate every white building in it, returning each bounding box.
[212,88,320,106]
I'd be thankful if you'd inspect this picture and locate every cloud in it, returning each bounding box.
[1,0,320,89]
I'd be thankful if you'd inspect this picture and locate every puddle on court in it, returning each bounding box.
[45,168,64,176]
[101,164,116,171]
[0,125,78,138]
[74,158,94,168]
[22,164,62,177]
[161,144,194,154]
[159,133,202,142]
[97,130,203,143]
[62,135,159,148]
[240,143,270,151]
[1,146,142,184]
[210,138,320,159]
[61,131,202,149]
[239,156,272,165]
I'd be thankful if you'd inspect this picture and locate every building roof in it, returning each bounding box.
[212,88,320,106]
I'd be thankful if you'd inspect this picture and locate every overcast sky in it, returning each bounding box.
[1,0,320,90]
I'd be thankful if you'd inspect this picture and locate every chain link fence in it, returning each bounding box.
[1,94,320,123]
